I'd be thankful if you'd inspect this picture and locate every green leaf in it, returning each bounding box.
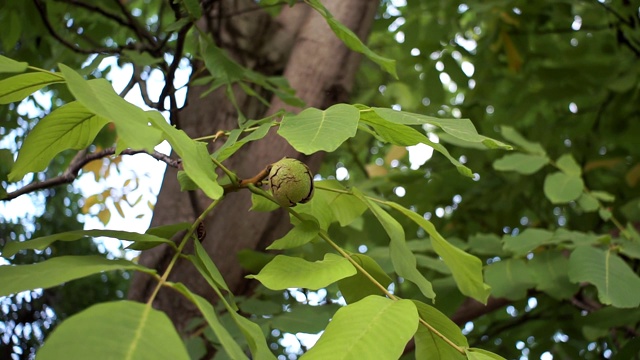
[372,108,512,149]
[0,72,64,104]
[37,301,189,360]
[591,191,615,202]
[577,193,600,212]
[484,259,535,300]
[337,254,393,304]
[305,0,397,78]
[2,229,176,258]
[148,111,223,199]
[228,312,276,360]
[8,102,109,182]
[528,250,579,300]
[278,104,359,154]
[271,304,340,334]
[354,189,435,299]
[214,122,272,162]
[181,0,202,19]
[267,218,319,250]
[568,246,640,308]
[121,49,163,67]
[0,256,153,297]
[362,109,472,177]
[387,201,491,304]
[543,171,584,204]
[413,300,467,360]
[0,54,28,73]
[556,153,582,176]
[492,153,549,174]
[59,64,162,151]
[466,348,506,360]
[200,36,244,83]
[499,126,546,155]
[171,283,247,360]
[302,296,418,359]
[502,228,554,256]
[468,233,505,256]
[317,180,367,226]
[250,192,280,212]
[176,170,199,191]
[192,239,232,294]
[246,253,356,290]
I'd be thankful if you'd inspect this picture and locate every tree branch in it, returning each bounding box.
[2,148,180,201]
[33,0,125,55]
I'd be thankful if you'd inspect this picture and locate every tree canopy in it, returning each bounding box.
[1,0,640,359]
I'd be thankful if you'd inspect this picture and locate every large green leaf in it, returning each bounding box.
[200,36,244,84]
[59,64,162,152]
[0,54,28,73]
[387,202,491,304]
[466,348,507,360]
[148,111,223,199]
[499,126,546,155]
[543,171,584,204]
[492,153,549,175]
[271,304,341,334]
[246,253,356,290]
[360,109,473,177]
[556,153,582,176]
[37,301,189,360]
[372,107,511,149]
[316,180,367,226]
[337,253,393,304]
[8,102,109,182]
[354,189,435,299]
[484,259,535,300]
[528,250,579,300]
[0,72,64,104]
[413,300,468,360]
[0,256,154,297]
[171,283,247,360]
[305,0,397,78]
[267,218,319,250]
[568,246,640,308]
[278,104,360,154]
[502,228,554,256]
[2,229,175,258]
[302,296,418,359]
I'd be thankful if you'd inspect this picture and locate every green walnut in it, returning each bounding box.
[269,158,314,207]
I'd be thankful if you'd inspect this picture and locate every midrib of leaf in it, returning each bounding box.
[125,304,151,360]
[310,111,327,145]
[0,79,63,97]
[31,113,97,162]
[340,300,394,358]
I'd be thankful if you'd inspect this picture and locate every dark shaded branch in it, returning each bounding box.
[451,297,510,326]
[33,0,124,55]
[111,0,160,52]
[159,21,193,112]
[3,148,180,201]
[56,0,129,27]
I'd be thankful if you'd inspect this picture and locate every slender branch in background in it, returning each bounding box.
[111,0,160,53]
[135,68,160,108]
[33,0,123,55]
[119,71,138,98]
[159,21,193,113]
[2,148,180,201]
[56,0,129,27]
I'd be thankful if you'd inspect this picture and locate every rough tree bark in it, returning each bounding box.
[128,0,378,331]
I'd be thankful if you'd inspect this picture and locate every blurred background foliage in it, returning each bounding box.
[1,0,640,359]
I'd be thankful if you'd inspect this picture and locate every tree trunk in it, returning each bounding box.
[128,0,378,331]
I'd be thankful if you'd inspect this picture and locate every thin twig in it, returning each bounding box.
[3,148,180,201]
[56,0,129,27]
